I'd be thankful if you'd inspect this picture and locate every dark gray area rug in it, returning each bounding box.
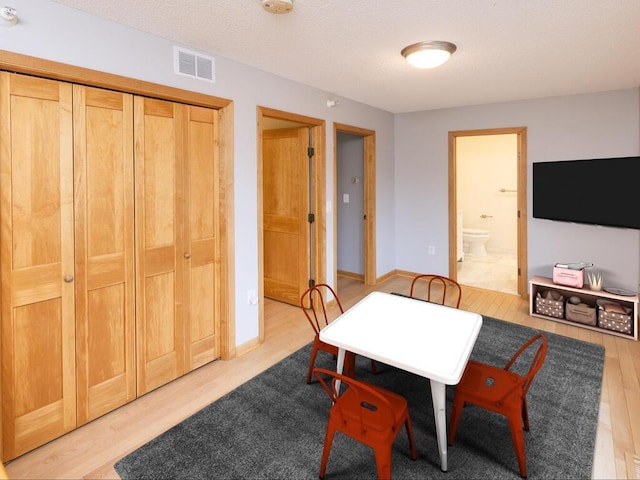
[115,316,604,479]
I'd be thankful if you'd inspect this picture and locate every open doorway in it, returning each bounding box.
[334,123,376,288]
[336,132,365,281]
[448,127,528,297]
[257,107,326,341]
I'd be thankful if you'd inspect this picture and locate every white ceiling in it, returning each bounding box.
[51,0,640,114]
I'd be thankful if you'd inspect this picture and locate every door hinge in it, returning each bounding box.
[308,279,316,288]
[307,147,314,158]
[517,210,521,218]
[518,268,521,276]
[308,213,315,223]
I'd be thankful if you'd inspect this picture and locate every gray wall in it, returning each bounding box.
[3,1,639,348]
[336,133,365,275]
[2,0,396,346]
[395,90,640,291]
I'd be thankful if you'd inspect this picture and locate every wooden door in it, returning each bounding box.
[184,105,220,371]
[73,85,136,425]
[263,127,311,305]
[134,97,185,395]
[0,73,76,460]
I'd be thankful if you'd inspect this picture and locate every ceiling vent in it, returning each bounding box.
[173,46,215,83]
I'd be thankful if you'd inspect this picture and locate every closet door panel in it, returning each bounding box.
[141,273,179,391]
[0,73,75,460]
[135,97,185,395]
[185,106,220,370]
[73,85,135,425]
[83,285,130,417]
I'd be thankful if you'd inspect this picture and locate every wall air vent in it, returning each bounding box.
[173,46,215,83]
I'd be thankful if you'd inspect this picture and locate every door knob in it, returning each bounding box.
[64,275,74,283]
[184,253,191,259]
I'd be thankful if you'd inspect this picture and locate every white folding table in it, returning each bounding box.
[319,291,482,471]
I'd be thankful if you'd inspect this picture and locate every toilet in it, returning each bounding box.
[462,228,490,257]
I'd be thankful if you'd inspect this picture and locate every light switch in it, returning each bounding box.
[343,194,350,203]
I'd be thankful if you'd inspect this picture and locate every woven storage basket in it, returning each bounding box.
[597,299,633,335]
[565,303,597,326]
[535,291,564,319]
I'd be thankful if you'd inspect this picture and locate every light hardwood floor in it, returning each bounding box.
[3,274,637,479]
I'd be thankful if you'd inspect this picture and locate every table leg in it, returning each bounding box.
[430,379,448,471]
[336,348,345,374]
[333,350,358,393]
[334,348,346,394]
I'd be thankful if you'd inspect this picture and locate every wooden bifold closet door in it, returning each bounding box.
[0,73,77,460]
[134,97,220,396]
[1,72,221,461]
[73,85,136,426]
[0,73,136,459]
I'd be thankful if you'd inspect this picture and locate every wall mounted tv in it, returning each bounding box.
[533,156,640,229]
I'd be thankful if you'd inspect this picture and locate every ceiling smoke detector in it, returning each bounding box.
[262,0,293,14]
[1,6,18,27]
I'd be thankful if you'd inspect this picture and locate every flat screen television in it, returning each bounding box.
[532,156,640,229]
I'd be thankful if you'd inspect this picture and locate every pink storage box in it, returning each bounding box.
[552,265,584,288]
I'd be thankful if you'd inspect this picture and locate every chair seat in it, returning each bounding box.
[313,335,356,378]
[316,336,339,356]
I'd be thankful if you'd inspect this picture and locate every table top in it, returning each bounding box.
[319,291,483,384]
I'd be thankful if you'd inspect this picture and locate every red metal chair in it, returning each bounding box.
[300,284,376,383]
[313,367,417,479]
[448,333,548,478]
[409,274,462,308]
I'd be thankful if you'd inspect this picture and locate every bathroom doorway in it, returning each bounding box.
[448,128,528,297]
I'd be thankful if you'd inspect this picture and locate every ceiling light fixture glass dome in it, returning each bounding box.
[401,41,457,69]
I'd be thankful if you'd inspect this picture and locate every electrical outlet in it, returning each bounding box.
[428,245,436,255]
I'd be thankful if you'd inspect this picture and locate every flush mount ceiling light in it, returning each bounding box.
[401,41,457,69]
[262,0,293,14]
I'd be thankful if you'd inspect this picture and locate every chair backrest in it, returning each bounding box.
[504,333,548,396]
[409,274,462,308]
[300,283,344,336]
[313,367,399,431]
